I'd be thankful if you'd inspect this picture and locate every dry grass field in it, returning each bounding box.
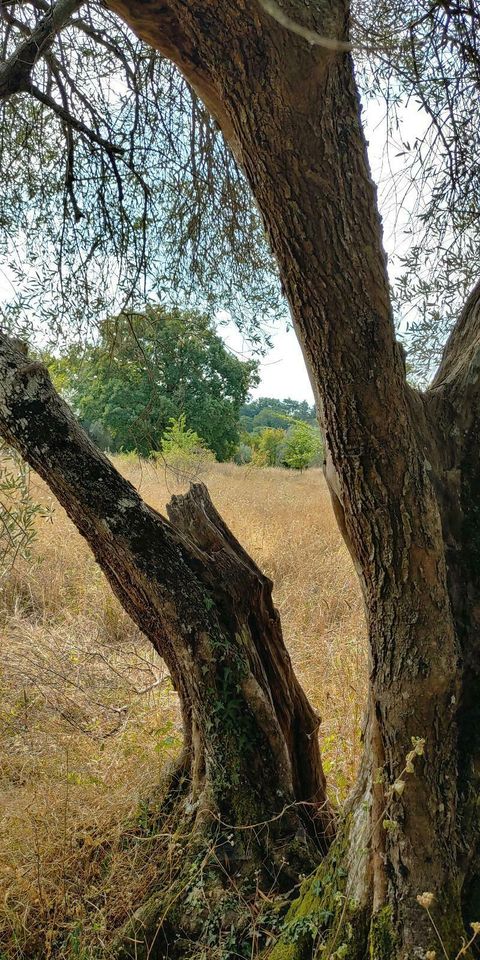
[0,458,366,959]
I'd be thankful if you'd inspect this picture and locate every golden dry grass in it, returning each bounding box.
[0,458,366,958]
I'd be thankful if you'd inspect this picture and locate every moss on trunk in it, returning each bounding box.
[266,817,369,960]
[110,770,320,960]
[368,907,396,960]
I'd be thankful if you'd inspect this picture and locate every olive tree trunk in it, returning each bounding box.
[89,0,480,953]
[0,335,334,953]
[2,0,480,953]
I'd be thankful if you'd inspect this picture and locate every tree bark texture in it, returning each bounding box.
[89,0,480,952]
[2,0,480,954]
[0,336,334,861]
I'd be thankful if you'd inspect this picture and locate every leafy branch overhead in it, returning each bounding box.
[355,0,480,376]
[0,0,281,342]
[0,0,479,372]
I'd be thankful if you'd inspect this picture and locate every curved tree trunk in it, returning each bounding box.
[427,281,480,932]
[93,0,480,953]
[2,0,480,955]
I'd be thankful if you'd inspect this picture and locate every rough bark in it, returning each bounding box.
[0,334,335,952]
[2,0,480,954]
[89,0,478,952]
[426,281,480,930]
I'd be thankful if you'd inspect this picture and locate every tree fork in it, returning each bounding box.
[2,0,480,951]
[0,332,334,853]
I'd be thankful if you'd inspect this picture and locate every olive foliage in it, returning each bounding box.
[354,0,480,378]
[0,0,478,380]
[0,0,281,349]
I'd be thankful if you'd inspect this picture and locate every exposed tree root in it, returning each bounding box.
[110,780,321,960]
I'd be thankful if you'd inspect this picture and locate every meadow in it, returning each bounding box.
[0,458,366,958]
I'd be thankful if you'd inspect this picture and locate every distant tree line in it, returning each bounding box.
[236,398,322,470]
[240,396,316,432]
[47,307,323,470]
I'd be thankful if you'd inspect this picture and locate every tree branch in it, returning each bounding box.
[430,277,480,392]
[0,331,333,834]
[0,332,200,661]
[27,81,125,155]
[0,0,82,100]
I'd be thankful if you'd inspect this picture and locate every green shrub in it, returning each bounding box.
[251,427,286,466]
[153,415,215,481]
[281,422,323,471]
[233,442,253,465]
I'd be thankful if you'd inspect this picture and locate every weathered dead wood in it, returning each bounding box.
[0,332,334,853]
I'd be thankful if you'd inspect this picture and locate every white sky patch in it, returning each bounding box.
[221,317,314,403]
[0,265,16,302]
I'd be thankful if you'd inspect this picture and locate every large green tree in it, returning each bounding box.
[49,307,258,459]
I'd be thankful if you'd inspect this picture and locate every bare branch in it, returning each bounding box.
[0,0,82,99]
[28,81,125,155]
